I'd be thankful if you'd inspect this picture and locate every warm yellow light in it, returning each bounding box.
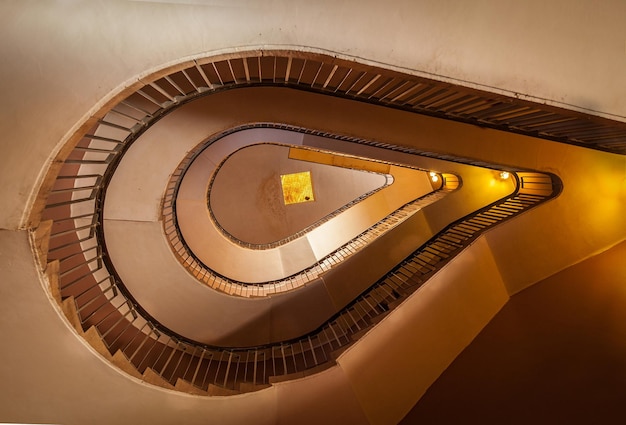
[499,171,510,180]
[280,171,314,205]
[429,171,439,182]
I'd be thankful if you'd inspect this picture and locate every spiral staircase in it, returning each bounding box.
[2,3,626,425]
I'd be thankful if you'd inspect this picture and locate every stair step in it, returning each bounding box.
[330,344,351,360]
[207,384,240,396]
[268,371,305,384]
[112,350,143,379]
[388,298,406,310]
[84,326,114,361]
[238,382,271,393]
[61,296,83,333]
[369,310,391,325]
[175,378,208,395]
[143,368,176,390]
[350,327,371,342]
[46,260,62,304]
[303,361,335,377]
[34,220,53,269]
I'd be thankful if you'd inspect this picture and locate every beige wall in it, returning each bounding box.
[402,240,626,424]
[1,2,625,425]
[2,0,625,229]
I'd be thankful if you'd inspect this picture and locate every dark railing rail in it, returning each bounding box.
[205,142,397,250]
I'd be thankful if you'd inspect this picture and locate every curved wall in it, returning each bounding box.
[0,2,625,425]
[402,240,626,424]
[3,1,626,230]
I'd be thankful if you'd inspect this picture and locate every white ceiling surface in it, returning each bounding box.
[2,1,625,230]
[209,144,389,244]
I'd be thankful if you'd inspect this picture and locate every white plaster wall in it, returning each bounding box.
[1,0,625,229]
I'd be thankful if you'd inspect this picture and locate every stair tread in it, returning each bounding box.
[238,382,271,393]
[143,367,176,390]
[112,350,143,379]
[207,384,240,396]
[175,378,208,395]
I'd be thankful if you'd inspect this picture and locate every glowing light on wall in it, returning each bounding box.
[499,171,510,180]
[281,171,315,205]
[429,172,439,183]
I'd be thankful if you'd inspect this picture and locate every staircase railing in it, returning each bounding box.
[35,156,559,395]
[160,131,455,297]
[30,51,564,396]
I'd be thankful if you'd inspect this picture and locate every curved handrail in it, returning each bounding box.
[161,124,453,296]
[32,50,564,396]
[38,163,559,394]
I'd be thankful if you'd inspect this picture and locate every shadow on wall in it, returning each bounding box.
[402,240,626,425]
